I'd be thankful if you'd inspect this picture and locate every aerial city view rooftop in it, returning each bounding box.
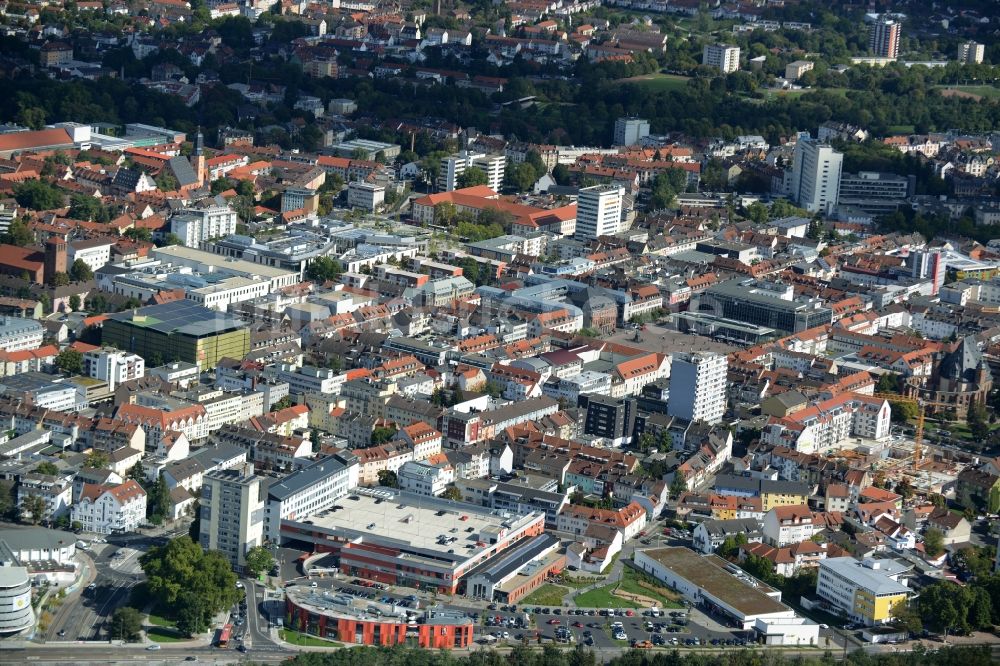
[0,0,998,664]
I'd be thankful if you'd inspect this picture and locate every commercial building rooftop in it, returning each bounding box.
[638,547,787,617]
[106,300,247,337]
[298,487,542,559]
[820,557,910,595]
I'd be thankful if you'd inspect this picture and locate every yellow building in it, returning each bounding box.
[816,557,911,625]
[102,300,249,370]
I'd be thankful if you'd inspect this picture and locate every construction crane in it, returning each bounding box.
[873,392,953,472]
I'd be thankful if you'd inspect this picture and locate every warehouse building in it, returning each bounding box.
[634,547,819,645]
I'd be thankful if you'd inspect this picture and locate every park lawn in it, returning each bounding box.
[618,73,690,93]
[617,569,684,608]
[574,584,641,609]
[146,627,186,643]
[146,611,175,628]
[521,584,569,607]
[936,84,1000,100]
[280,629,342,647]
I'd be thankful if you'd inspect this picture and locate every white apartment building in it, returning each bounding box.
[347,181,386,211]
[276,364,344,395]
[667,351,727,424]
[71,480,147,534]
[438,151,506,192]
[201,390,265,432]
[264,454,359,542]
[791,137,843,214]
[82,348,145,391]
[0,317,43,352]
[761,505,818,547]
[703,43,741,73]
[398,460,455,497]
[170,204,239,248]
[199,462,265,571]
[613,117,650,146]
[68,238,114,273]
[17,474,72,522]
[575,184,624,240]
[957,41,984,64]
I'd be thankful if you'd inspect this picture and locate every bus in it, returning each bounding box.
[217,624,233,648]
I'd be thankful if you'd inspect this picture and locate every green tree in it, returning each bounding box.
[0,218,34,246]
[69,294,81,311]
[244,545,276,577]
[84,451,110,469]
[110,606,143,642]
[69,195,106,222]
[35,461,60,476]
[13,179,64,210]
[55,348,83,374]
[126,461,145,482]
[890,399,919,423]
[441,486,462,501]
[457,166,488,189]
[305,256,343,283]
[377,469,399,488]
[551,164,571,186]
[876,373,902,394]
[124,227,153,243]
[890,600,923,636]
[70,258,94,282]
[371,426,396,446]
[20,494,47,524]
[51,271,70,287]
[669,470,687,499]
[146,473,171,524]
[139,536,240,637]
[745,201,769,224]
[159,233,183,247]
[716,533,748,560]
[506,163,538,193]
[271,396,294,411]
[924,527,945,557]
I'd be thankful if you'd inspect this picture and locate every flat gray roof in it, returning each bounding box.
[639,547,788,618]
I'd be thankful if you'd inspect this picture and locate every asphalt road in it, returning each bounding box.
[46,542,144,642]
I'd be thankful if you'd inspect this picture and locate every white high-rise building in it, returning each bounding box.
[575,184,624,241]
[667,351,727,424]
[82,348,145,391]
[170,203,238,247]
[790,137,843,214]
[613,117,650,146]
[199,462,265,571]
[957,41,984,64]
[438,151,506,192]
[702,44,740,73]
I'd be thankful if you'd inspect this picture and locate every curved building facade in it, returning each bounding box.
[0,567,34,635]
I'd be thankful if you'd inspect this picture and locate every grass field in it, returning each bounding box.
[618,73,690,92]
[146,611,175,628]
[936,84,1000,100]
[574,584,641,609]
[521,584,569,607]
[616,569,684,608]
[146,627,186,643]
[759,87,849,100]
[279,629,342,647]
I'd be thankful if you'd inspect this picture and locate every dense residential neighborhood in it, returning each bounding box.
[0,0,998,663]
